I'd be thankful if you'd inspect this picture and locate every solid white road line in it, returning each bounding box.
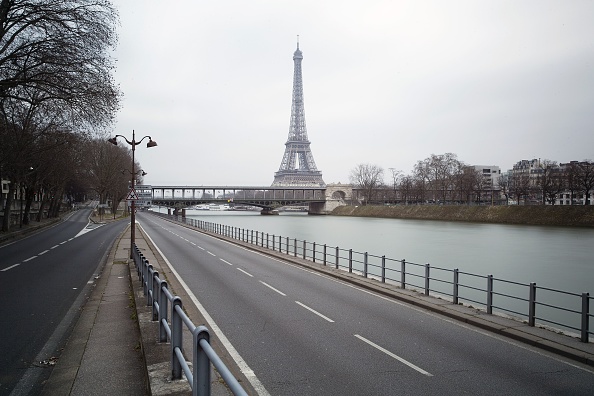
[295,301,335,323]
[259,281,286,296]
[1,264,20,272]
[354,334,433,376]
[237,268,254,277]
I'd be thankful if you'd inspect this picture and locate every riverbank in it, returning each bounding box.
[330,204,594,227]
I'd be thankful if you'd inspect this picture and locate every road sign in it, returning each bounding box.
[126,189,139,200]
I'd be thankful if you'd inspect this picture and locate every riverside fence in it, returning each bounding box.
[159,213,592,343]
[132,244,247,396]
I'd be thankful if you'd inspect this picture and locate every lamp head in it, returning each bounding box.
[146,139,157,148]
[141,171,147,176]
[107,137,118,145]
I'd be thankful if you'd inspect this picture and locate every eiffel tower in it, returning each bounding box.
[272,40,325,187]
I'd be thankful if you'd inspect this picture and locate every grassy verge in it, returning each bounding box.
[331,205,594,227]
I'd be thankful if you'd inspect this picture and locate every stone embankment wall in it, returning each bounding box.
[331,205,594,227]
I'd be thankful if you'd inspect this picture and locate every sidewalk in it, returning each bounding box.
[41,226,149,395]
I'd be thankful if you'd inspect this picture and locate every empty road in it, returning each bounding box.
[138,212,594,395]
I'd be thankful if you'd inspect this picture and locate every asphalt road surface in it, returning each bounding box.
[0,209,127,395]
[138,212,594,395]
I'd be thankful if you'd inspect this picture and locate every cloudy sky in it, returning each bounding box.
[111,0,594,186]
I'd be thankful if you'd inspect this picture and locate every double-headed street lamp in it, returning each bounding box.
[108,130,157,258]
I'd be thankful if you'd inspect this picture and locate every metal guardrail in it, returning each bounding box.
[132,244,248,396]
[162,213,591,343]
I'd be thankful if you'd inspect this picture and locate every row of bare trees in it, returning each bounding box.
[350,153,490,204]
[500,160,594,205]
[350,154,594,205]
[0,1,125,231]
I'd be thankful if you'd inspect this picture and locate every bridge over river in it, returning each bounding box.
[138,184,353,214]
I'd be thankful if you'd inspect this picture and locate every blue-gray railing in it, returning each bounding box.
[160,213,592,343]
[132,244,248,396]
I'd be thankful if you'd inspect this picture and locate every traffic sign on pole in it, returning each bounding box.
[126,189,139,200]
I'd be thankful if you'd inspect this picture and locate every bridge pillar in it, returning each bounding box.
[181,208,186,218]
[167,208,171,215]
[308,183,352,214]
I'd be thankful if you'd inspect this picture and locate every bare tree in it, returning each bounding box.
[575,161,594,205]
[388,168,401,203]
[0,0,121,230]
[0,0,120,129]
[349,163,384,204]
[509,172,532,205]
[414,153,460,203]
[399,175,414,204]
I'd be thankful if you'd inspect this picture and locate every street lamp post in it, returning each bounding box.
[108,130,157,258]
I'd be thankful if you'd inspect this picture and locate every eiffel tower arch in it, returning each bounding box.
[272,41,326,187]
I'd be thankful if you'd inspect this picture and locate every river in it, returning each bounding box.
[152,208,594,334]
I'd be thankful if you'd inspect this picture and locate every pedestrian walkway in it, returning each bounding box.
[41,226,149,395]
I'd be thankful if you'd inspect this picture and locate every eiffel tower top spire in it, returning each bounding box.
[272,40,325,187]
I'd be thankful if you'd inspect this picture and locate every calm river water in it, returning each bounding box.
[153,208,594,333]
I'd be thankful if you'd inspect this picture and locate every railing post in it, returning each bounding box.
[303,240,306,259]
[193,325,211,396]
[137,254,143,280]
[152,271,160,320]
[348,249,353,273]
[381,255,386,283]
[335,247,339,269]
[424,263,430,295]
[143,259,150,295]
[486,275,494,314]
[313,242,316,263]
[272,234,275,251]
[294,238,297,257]
[323,244,327,266]
[159,280,168,342]
[171,297,183,380]
[146,264,153,302]
[453,269,459,305]
[528,282,536,327]
[581,293,590,343]
[286,237,289,254]
[363,252,368,278]
[401,259,406,289]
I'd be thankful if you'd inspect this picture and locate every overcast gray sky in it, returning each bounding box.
[111,0,594,186]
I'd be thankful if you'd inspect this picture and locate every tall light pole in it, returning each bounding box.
[108,130,157,258]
